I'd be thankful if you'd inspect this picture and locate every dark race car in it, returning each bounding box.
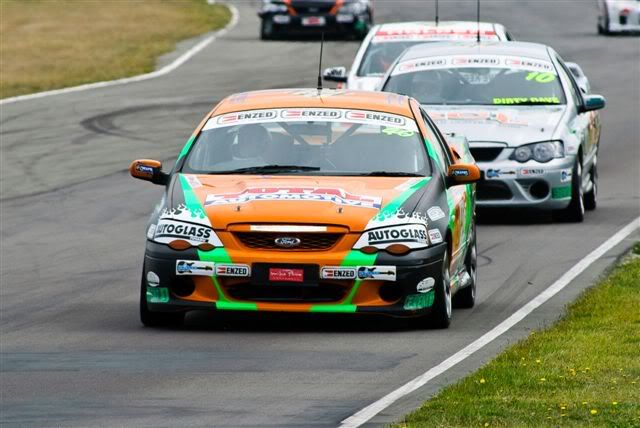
[258,0,373,40]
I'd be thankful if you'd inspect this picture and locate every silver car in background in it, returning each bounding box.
[323,21,512,91]
[380,42,606,222]
[598,0,640,34]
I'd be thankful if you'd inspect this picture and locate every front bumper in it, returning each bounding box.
[142,241,446,318]
[260,13,368,35]
[475,156,575,209]
[606,7,640,32]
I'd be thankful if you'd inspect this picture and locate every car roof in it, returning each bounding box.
[212,89,415,117]
[398,41,552,62]
[371,21,505,41]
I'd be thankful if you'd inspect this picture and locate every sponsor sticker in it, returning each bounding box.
[427,206,446,221]
[215,264,251,277]
[184,174,202,189]
[486,168,517,179]
[404,292,435,310]
[428,228,443,244]
[520,168,545,177]
[392,55,556,76]
[357,266,396,281]
[205,187,382,210]
[321,267,357,280]
[429,110,528,127]
[135,164,154,175]
[269,268,304,283]
[416,277,435,293]
[147,224,157,240]
[203,108,418,132]
[561,168,573,183]
[176,260,215,276]
[365,225,428,246]
[154,219,217,246]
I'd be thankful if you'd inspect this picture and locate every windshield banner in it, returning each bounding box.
[203,108,419,132]
[392,55,557,76]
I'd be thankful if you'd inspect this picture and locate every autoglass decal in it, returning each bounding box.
[179,174,240,307]
[177,135,196,161]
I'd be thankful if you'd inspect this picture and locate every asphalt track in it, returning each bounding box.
[1,1,639,426]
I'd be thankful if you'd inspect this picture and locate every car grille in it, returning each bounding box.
[470,147,503,162]
[234,232,342,251]
[291,1,334,15]
[225,283,347,303]
[477,181,513,200]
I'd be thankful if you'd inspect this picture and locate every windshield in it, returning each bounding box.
[383,55,567,106]
[182,108,431,177]
[358,41,425,76]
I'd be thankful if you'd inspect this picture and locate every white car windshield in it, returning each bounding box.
[182,108,431,177]
[383,55,567,106]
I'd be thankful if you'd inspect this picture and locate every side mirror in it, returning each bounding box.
[447,163,481,187]
[129,159,169,185]
[323,66,348,83]
[582,94,606,112]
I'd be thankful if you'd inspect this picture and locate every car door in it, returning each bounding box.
[411,101,470,280]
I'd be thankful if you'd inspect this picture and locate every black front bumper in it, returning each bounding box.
[143,241,446,318]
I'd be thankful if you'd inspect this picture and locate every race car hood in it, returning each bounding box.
[424,105,567,146]
[172,175,430,233]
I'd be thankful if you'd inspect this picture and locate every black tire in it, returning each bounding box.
[584,157,598,211]
[454,228,477,309]
[427,250,453,329]
[554,157,585,223]
[140,270,184,328]
[260,18,274,40]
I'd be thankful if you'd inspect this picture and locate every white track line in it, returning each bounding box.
[0,4,239,106]
[340,216,640,428]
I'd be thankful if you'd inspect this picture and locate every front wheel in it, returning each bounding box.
[260,18,275,40]
[554,158,584,223]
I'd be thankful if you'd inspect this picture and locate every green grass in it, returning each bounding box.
[0,0,231,98]
[395,251,640,427]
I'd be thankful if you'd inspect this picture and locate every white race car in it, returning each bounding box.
[323,21,513,91]
[598,0,640,34]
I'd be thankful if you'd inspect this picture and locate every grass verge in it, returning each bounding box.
[396,247,640,427]
[0,0,231,98]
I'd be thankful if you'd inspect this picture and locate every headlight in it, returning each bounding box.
[353,224,429,254]
[262,1,288,13]
[150,219,222,251]
[511,141,564,163]
[339,1,367,15]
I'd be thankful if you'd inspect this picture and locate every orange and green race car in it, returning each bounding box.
[130,89,480,328]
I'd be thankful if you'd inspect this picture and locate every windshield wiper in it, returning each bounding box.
[212,165,321,174]
[358,171,425,177]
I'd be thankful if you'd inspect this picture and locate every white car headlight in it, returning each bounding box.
[353,224,429,255]
[262,2,288,13]
[339,2,366,15]
[511,141,564,163]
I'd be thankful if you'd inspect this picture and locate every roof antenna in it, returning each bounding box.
[317,32,324,93]
[435,0,439,26]
[476,0,481,43]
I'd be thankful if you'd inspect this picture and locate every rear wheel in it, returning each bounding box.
[554,157,584,223]
[140,268,184,328]
[454,228,477,309]
[584,157,598,210]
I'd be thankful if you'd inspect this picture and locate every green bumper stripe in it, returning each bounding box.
[216,301,258,311]
[177,135,196,161]
[146,287,170,303]
[552,185,572,199]
[310,304,357,313]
